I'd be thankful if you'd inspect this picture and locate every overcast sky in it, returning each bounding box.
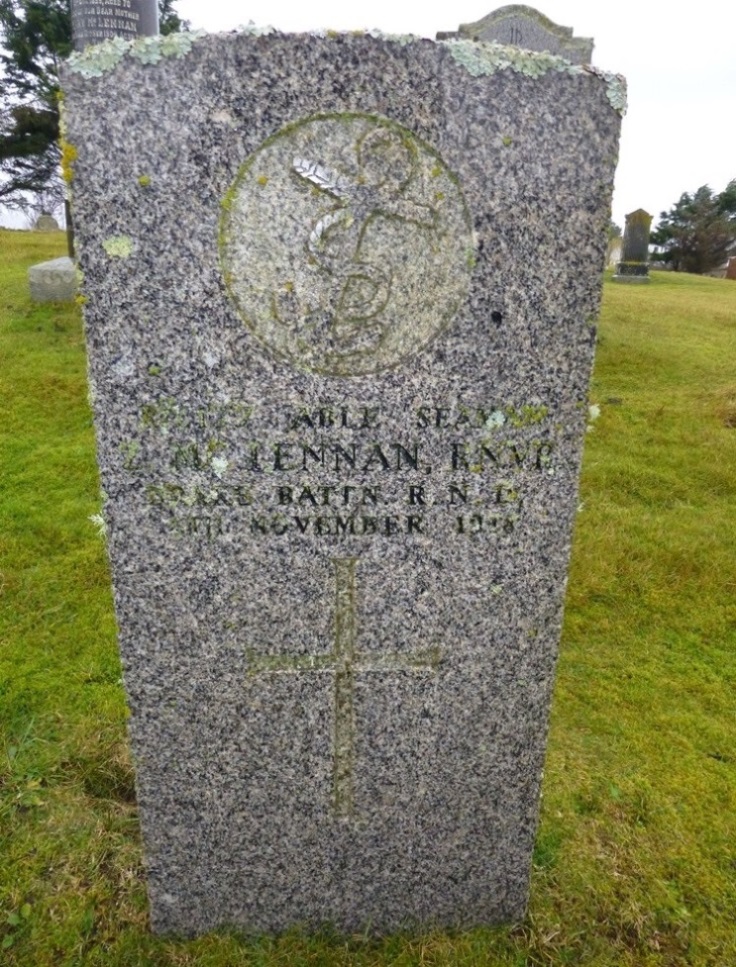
[173,0,735,230]
[2,0,733,229]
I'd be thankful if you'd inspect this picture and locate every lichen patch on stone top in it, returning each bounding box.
[441,38,627,114]
[64,28,626,116]
[67,30,206,78]
[366,29,420,46]
[585,65,628,115]
[441,38,579,78]
[66,36,128,77]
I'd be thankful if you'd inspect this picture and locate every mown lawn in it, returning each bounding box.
[1,229,735,966]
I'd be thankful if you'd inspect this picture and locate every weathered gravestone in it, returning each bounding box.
[614,209,653,283]
[725,256,736,281]
[437,5,594,64]
[62,28,623,936]
[34,213,61,231]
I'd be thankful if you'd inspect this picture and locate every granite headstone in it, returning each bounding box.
[437,5,594,64]
[726,255,736,281]
[62,28,623,936]
[614,208,653,283]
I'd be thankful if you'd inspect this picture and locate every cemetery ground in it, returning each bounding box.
[1,228,735,967]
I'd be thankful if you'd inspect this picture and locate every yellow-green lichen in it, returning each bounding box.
[60,141,77,184]
[102,235,134,259]
[138,174,152,187]
[506,403,549,427]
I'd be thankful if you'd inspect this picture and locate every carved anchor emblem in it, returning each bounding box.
[291,128,437,357]
[222,113,474,376]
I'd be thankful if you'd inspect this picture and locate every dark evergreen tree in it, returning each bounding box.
[0,0,186,209]
[651,181,736,274]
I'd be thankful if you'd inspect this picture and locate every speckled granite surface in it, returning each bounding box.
[62,30,621,936]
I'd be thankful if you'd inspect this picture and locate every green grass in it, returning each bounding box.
[2,230,735,965]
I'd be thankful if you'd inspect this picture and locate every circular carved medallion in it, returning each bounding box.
[221,113,474,377]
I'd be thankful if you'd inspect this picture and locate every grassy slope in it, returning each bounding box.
[1,231,734,965]
[539,272,736,966]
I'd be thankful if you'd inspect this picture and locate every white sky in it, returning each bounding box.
[2,1,733,229]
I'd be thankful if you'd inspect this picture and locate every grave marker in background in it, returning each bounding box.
[34,213,61,231]
[70,0,158,51]
[62,27,623,936]
[438,4,594,64]
[614,208,653,283]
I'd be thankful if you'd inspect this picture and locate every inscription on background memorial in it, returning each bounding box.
[63,28,622,937]
[438,4,594,64]
[70,0,158,50]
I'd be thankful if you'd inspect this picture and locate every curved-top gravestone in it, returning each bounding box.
[437,5,594,64]
[34,213,61,231]
[62,28,623,937]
